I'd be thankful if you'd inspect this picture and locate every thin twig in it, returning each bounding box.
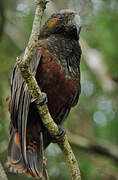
[17,0,81,179]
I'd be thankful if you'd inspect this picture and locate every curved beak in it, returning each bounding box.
[73,14,82,35]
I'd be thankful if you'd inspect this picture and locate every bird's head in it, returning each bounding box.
[40,9,81,40]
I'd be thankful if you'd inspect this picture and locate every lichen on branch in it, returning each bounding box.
[0,162,8,180]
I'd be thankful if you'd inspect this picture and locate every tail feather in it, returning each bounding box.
[7,130,44,179]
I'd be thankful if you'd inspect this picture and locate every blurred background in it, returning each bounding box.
[0,0,118,179]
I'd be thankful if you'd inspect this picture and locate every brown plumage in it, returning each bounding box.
[7,10,82,178]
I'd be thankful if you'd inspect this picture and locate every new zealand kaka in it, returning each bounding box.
[7,9,82,178]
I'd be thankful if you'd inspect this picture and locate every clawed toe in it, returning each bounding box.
[31,92,48,106]
[51,125,66,143]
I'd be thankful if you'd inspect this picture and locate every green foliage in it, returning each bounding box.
[83,3,118,76]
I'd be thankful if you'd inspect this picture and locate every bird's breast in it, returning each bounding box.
[36,48,79,120]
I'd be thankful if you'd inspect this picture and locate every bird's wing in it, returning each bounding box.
[9,49,42,164]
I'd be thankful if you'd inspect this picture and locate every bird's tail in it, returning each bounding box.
[7,129,44,179]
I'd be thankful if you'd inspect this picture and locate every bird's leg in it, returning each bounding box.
[31,92,48,106]
[50,125,66,143]
[32,93,66,142]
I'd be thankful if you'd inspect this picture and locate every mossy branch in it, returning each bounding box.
[0,162,8,180]
[17,0,81,179]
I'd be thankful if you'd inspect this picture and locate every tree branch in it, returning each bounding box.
[68,131,118,162]
[80,39,116,92]
[17,0,81,179]
[0,162,8,180]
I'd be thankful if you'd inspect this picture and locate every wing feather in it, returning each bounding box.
[9,50,42,165]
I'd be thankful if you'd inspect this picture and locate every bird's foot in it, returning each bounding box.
[51,125,66,143]
[31,92,48,106]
